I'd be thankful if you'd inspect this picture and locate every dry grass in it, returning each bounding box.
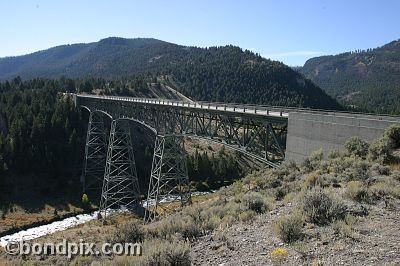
[145,192,219,217]
[332,214,357,238]
[389,162,400,171]
[0,203,84,234]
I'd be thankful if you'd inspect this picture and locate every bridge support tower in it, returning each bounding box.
[144,135,191,222]
[100,119,141,219]
[81,111,107,192]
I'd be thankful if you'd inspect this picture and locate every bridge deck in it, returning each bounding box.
[76,94,289,119]
[74,94,400,121]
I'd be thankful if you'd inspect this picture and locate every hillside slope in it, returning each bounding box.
[300,40,400,113]
[2,127,399,265]
[0,38,183,80]
[0,37,341,109]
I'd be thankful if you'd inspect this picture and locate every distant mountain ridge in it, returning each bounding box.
[0,37,341,109]
[299,39,400,114]
[0,38,183,79]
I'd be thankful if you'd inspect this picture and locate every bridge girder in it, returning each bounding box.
[77,95,288,222]
[77,96,287,167]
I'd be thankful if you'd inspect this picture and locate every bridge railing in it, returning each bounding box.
[75,94,400,120]
[76,94,290,117]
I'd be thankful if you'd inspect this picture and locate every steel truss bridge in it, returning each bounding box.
[74,94,289,222]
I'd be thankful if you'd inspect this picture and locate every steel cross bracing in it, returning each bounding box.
[81,111,107,192]
[76,94,288,222]
[99,119,141,219]
[144,135,191,222]
[77,95,288,167]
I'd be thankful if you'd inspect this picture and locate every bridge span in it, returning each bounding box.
[75,94,290,166]
[72,93,400,221]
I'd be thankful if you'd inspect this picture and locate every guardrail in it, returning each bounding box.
[76,94,288,117]
[75,94,400,120]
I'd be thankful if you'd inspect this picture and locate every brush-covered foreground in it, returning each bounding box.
[1,125,400,266]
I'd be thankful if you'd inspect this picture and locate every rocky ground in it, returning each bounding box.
[191,200,400,266]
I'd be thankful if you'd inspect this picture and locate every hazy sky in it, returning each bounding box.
[0,0,399,66]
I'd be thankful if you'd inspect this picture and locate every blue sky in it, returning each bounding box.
[0,0,399,66]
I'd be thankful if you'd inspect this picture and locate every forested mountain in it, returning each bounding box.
[0,38,182,80]
[300,39,400,114]
[0,37,341,109]
[166,46,340,108]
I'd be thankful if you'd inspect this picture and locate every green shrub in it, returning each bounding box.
[302,187,346,225]
[304,173,335,188]
[137,239,191,266]
[341,160,370,181]
[109,221,145,244]
[183,205,203,224]
[368,137,393,164]
[221,201,240,217]
[333,215,356,238]
[333,220,351,237]
[274,213,303,243]
[283,191,298,204]
[370,179,400,199]
[151,203,224,240]
[81,193,90,208]
[345,136,369,158]
[271,160,299,181]
[370,163,391,176]
[345,181,370,203]
[391,170,400,182]
[155,214,190,239]
[328,149,345,159]
[220,214,236,228]
[327,156,357,176]
[301,149,323,173]
[275,185,290,200]
[202,215,221,231]
[247,171,282,190]
[110,231,190,265]
[383,124,400,149]
[204,205,226,220]
[242,192,272,214]
[239,210,256,222]
[368,125,400,164]
[304,173,320,188]
[181,218,202,239]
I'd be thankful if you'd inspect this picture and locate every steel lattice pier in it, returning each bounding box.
[75,94,288,222]
[144,135,191,222]
[99,119,141,219]
[81,111,107,192]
